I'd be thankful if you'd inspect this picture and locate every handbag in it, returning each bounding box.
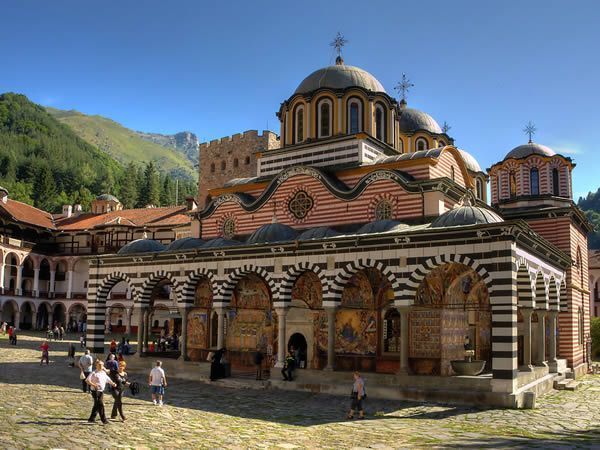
[79,371,86,380]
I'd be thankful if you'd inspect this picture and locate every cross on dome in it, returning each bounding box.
[394,73,414,103]
[330,32,348,65]
[523,121,536,143]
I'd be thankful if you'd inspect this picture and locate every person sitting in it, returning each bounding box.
[281,351,296,381]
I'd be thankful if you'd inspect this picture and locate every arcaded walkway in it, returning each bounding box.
[0,333,599,449]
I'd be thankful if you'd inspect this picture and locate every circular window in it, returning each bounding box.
[374,200,393,220]
[222,218,236,239]
[288,191,314,220]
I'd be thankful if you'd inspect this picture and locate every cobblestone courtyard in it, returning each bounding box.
[0,333,599,449]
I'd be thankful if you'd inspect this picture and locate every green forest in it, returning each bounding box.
[578,190,600,249]
[0,93,196,213]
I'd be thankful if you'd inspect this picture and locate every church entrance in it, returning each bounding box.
[288,333,307,369]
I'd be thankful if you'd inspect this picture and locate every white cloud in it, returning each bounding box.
[550,142,584,155]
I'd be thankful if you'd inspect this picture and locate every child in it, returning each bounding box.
[40,341,50,365]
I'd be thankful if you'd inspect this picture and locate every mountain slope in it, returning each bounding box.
[136,130,199,165]
[47,108,197,180]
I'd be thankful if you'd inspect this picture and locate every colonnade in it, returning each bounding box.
[519,308,559,372]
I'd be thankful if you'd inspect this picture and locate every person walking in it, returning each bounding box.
[78,350,94,393]
[110,361,130,421]
[254,347,264,380]
[7,326,13,344]
[39,341,50,365]
[281,350,295,381]
[86,360,117,424]
[149,360,167,406]
[347,371,366,420]
[109,339,117,354]
[10,327,17,345]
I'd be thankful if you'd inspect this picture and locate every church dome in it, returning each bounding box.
[457,149,483,173]
[430,205,503,228]
[297,226,340,241]
[356,220,407,234]
[398,107,443,134]
[164,237,205,251]
[505,143,555,160]
[295,64,386,95]
[96,194,120,203]
[202,237,242,248]
[117,239,165,255]
[247,223,298,244]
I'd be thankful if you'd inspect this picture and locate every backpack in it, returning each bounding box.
[129,381,140,396]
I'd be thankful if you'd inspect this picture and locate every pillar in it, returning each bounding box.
[179,307,188,360]
[105,306,111,332]
[547,311,559,372]
[0,263,5,294]
[31,311,38,331]
[324,306,337,370]
[275,307,288,368]
[306,100,312,139]
[534,310,547,366]
[520,308,533,371]
[143,308,150,352]
[216,308,226,349]
[15,264,23,296]
[398,307,410,375]
[125,307,132,335]
[49,270,56,297]
[14,309,21,330]
[33,268,40,297]
[136,307,145,358]
[337,95,343,134]
[367,99,374,134]
[66,270,73,299]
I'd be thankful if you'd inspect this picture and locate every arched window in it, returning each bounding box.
[509,172,517,198]
[348,99,362,134]
[450,166,455,181]
[295,105,304,144]
[476,178,483,200]
[438,140,445,148]
[221,160,226,171]
[317,98,333,138]
[415,138,428,151]
[210,163,215,173]
[233,158,239,168]
[374,199,393,220]
[245,156,250,165]
[375,104,386,141]
[552,168,560,196]
[530,168,539,195]
[383,308,401,352]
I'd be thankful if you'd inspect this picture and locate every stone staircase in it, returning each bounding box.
[553,368,580,391]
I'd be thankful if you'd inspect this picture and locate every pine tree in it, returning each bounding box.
[33,164,57,211]
[119,162,139,209]
[161,175,176,206]
[138,162,160,207]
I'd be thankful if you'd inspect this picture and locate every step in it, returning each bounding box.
[554,379,569,390]
[565,380,580,391]
[565,369,575,380]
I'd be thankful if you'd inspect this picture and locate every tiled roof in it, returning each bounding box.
[56,206,190,231]
[0,199,56,229]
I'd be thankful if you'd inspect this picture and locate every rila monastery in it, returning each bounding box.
[0,47,595,411]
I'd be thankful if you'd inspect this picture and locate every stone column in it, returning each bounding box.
[15,264,23,296]
[337,96,343,134]
[275,307,288,368]
[547,311,559,372]
[48,311,54,329]
[136,307,145,358]
[105,306,111,332]
[143,308,150,352]
[0,263,5,294]
[49,270,56,297]
[66,270,73,299]
[306,101,312,139]
[534,310,547,366]
[125,307,132,335]
[14,309,21,330]
[324,306,337,371]
[398,307,410,375]
[216,308,226,349]
[33,268,40,297]
[31,311,38,331]
[367,99,374,134]
[520,308,534,371]
[179,307,188,360]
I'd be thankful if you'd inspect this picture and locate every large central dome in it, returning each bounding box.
[295,63,386,95]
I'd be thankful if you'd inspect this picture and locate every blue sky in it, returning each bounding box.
[1,1,599,199]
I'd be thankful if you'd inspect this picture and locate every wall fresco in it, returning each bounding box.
[187,309,208,349]
[194,278,213,308]
[291,271,322,309]
[231,275,271,309]
[335,309,377,355]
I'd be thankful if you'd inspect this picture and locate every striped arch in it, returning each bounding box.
[534,271,549,310]
[216,265,277,305]
[398,254,493,306]
[279,262,328,304]
[548,276,560,312]
[139,270,182,306]
[515,259,535,308]
[96,271,138,304]
[328,258,401,303]
[181,268,218,306]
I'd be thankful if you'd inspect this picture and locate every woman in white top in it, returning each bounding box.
[347,371,366,420]
[86,360,117,424]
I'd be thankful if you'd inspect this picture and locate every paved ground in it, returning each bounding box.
[0,333,599,449]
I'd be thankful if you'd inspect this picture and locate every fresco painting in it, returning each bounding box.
[187,310,208,349]
[194,278,213,308]
[335,309,377,355]
[291,271,322,308]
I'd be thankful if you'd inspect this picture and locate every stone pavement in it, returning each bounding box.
[1,333,599,449]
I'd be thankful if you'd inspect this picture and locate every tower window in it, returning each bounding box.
[375,104,385,141]
[221,161,226,171]
[317,99,332,138]
[509,172,517,198]
[415,138,427,151]
[348,100,361,134]
[233,158,239,168]
[552,168,560,196]
[245,156,250,165]
[476,178,483,200]
[210,163,215,173]
[530,168,539,195]
[450,166,455,181]
[295,105,304,144]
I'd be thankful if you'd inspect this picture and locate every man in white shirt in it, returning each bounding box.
[78,350,94,393]
[86,360,117,424]
[148,360,167,406]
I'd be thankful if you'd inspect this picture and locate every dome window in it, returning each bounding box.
[348,99,362,134]
[374,199,393,221]
[415,138,428,151]
[288,190,314,220]
[476,178,483,200]
[222,218,236,239]
[317,98,333,138]
[438,140,445,148]
[295,105,304,144]
[509,172,517,199]
[552,168,560,196]
[530,168,540,195]
[375,104,386,142]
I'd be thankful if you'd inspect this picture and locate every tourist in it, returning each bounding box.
[148,360,167,406]
[254,347,264,380]
[39,341,49,365]
[79,334,85,348]
[281,350,295,381]
[124,339,131,355]
[149,340,156,353]
[1,321,6,334]
[109,339,117,354]
[59,325,65,340]
[10,327,17,345]
[67,343,76,367]
[105,353,118,374]
[86,360,117,424]
[346,371,366,420]
[53,325,59,340]
[210,348,225,381]
[78,349,94,393]
[117,337,126,354]
[7,326,13,343]
[110,360,129,421]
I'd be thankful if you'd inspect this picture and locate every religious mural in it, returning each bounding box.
[291,271,322,308]
[186,278,214,356]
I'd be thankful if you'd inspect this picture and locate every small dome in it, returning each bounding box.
[165,237,206,251]
[457,149,483,173]
[398,107,442,134]
[117,239,165,255]
[202,237,242,248]
[430,205,503,228]
[96,194,120,203]
[297,226,340,241]
[505,143,555,160]
[247,223,298,244]
[295,64,386,95]
[356,220,405,234]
